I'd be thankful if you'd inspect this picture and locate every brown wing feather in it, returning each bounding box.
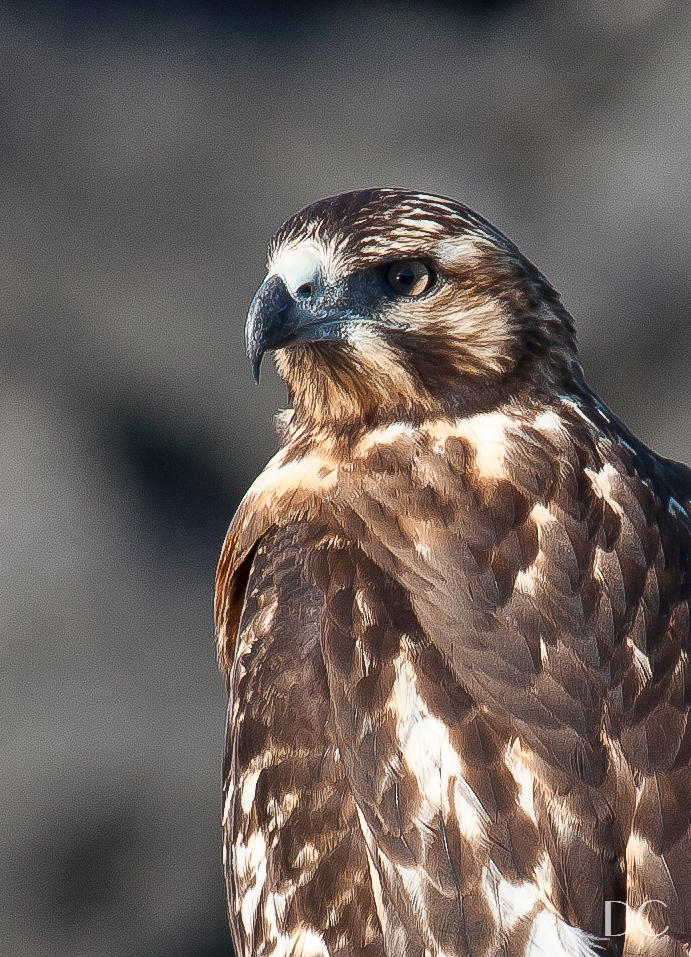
[220,522,386,957]
[317,402,690,953]
[215,496,274,679]
[217,398,690,956]
[314,537,546,956]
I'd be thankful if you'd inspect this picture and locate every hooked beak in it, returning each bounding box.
[245,274,348,383]
[245,275,297,383]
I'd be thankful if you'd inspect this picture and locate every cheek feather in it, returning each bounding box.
[443,299,515,374]
[385,291,516,380]
[343,324,410,383]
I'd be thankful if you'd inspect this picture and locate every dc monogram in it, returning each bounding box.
[604,900,669,938]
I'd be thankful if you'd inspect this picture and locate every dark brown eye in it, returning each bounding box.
[386,260,433,297]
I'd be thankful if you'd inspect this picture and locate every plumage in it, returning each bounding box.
[216,188,691,957]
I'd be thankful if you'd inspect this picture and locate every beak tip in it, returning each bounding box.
[245,325,263,384]
[244,274,296,385]
[246,341,263,384]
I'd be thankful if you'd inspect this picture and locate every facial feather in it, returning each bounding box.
[263,188,580,434]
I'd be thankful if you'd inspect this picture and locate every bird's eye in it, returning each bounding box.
[386,260,433,297]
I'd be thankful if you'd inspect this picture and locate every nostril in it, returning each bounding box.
[296,282,313,300]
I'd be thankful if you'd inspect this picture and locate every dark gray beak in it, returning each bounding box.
[244,275,306,383]
[245,273,354,383]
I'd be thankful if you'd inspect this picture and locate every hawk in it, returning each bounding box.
[215,189,691,957]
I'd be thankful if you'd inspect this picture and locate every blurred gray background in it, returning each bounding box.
[2,0,689,954]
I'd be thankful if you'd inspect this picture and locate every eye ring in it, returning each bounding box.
[386,260,434,297]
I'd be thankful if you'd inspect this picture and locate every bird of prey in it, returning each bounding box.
[215,188,691,957]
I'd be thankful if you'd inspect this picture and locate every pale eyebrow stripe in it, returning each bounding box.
[268,243,324,295]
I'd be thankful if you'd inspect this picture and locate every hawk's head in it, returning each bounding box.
[246,188,581,431]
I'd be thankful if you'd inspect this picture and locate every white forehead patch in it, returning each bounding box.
[268,242,324,296]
